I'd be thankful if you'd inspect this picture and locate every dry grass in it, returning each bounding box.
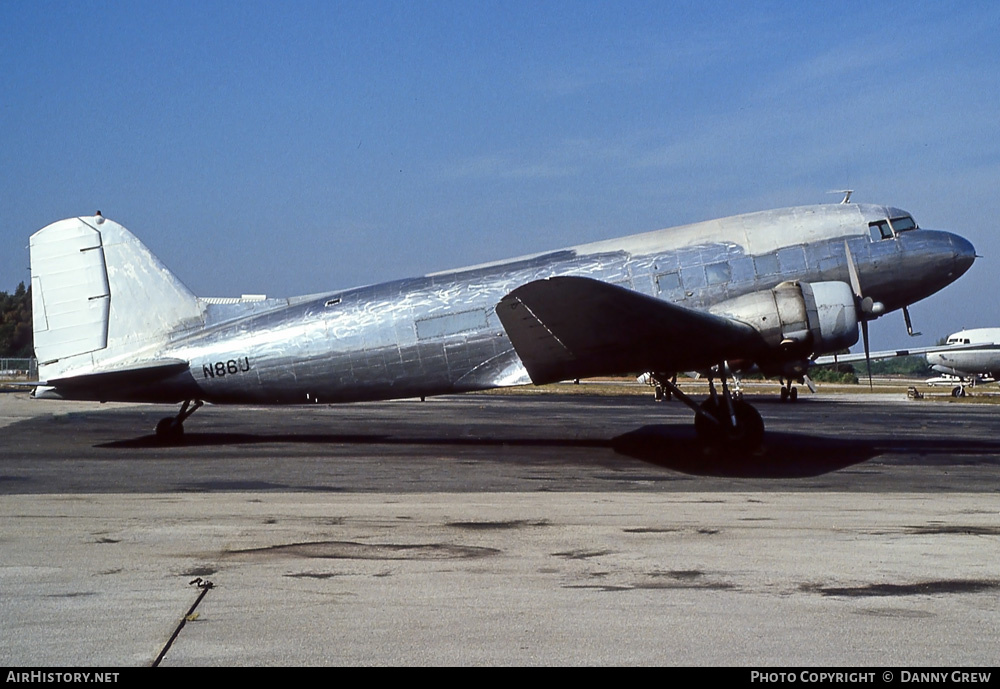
[476,377,1000,403]
[6,375,999,403]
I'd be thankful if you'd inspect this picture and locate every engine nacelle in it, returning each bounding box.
[709,281,859,355]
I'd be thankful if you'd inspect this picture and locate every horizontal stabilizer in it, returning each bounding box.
[44,358,189,390]
[495,276,760,385]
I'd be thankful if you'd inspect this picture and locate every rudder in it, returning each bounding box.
[30,214,203,380]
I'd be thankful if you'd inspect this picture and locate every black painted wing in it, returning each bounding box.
[496,276,760,385]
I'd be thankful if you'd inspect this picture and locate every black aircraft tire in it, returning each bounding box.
[155,417,184,440]
[694,399,720,441]
[727,400,765,448]
[694,399,764,449]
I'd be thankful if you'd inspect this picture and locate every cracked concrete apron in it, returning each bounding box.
[2,491,997,666]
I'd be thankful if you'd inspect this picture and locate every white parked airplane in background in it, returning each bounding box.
[925,328,1000,396]
[815,328,1000,397]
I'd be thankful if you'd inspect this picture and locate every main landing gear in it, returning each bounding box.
[155,399,203,440]
[653,366,765,450]
[947,375,981,398]
[653,374,676,402]
[779,380,799,402]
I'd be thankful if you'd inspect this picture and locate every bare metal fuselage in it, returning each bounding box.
[33,203,974,405]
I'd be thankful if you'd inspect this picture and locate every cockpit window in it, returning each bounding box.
[890,215,918,232]
[869,220,893,240]
[869,215,919,241]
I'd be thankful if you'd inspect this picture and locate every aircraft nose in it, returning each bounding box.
[951,234,977,276]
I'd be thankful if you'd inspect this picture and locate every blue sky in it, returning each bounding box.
[2,0,999,348]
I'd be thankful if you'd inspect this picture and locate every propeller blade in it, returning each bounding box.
[844,241,863,299]
[803,374,817,394]
[903,306,922,337]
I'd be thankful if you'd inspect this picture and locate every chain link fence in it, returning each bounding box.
[0,358,37,381]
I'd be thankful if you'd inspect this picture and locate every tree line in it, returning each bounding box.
[0,282,32,357]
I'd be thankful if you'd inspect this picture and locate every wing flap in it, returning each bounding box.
[495,276,760,385]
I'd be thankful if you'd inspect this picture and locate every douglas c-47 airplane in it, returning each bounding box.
[28,201,975,448]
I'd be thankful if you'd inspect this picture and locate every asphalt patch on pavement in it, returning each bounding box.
[801,579,1000,597]
[905,525,1000,536]
[447,519,551,530]
[228,540,501,560]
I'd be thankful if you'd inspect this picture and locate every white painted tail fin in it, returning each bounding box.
[30,215,203,381]
[30,219,111,363]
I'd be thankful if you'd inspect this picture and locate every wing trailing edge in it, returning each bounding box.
[495,276,761,385]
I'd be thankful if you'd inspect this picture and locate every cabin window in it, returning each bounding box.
[753,254,779,277]
[654,271,680,293]
[777,246,806,272]
[705,262,731,285]
[416,309,488,340]
[680,265,707,290]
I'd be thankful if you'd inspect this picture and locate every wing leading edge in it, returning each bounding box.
[496,276,761,385]
[812,342,1000,367]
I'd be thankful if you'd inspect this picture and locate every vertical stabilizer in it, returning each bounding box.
[30,215,203,380]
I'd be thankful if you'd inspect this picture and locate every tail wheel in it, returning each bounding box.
[153,400,202,441]
[155,417,184,440]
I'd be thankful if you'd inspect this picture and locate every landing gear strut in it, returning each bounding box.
[658,364,765,449]
[155,399,203,440]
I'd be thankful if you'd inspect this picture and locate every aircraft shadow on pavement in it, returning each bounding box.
[613,425,1000,477]
[611,426,878,477]
[98,432,610,451]
[87,422,1000,479]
